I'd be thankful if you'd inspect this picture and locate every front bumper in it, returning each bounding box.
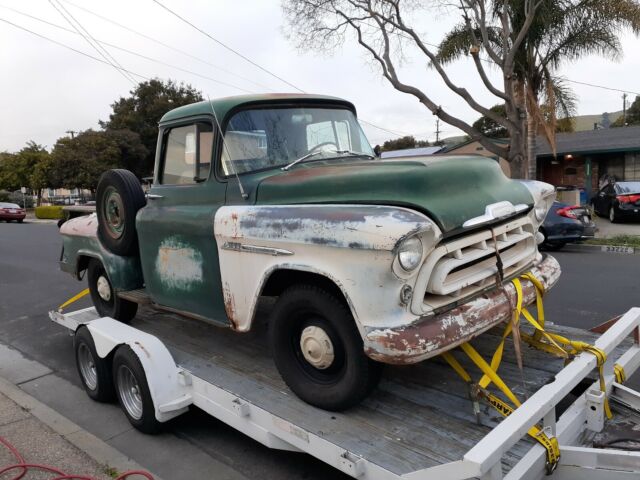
[363,254,562,365]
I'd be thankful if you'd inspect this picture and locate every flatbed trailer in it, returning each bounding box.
[50,303,640,480]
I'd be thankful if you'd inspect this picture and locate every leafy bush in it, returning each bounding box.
[35,205,64,219]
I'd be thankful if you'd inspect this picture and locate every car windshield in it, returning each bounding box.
[615,182,640,194]
[221,107,374,175]
[0,203,20,208]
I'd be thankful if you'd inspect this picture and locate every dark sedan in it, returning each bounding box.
[592,181,640,223]
[539,201,595,250]
[0,202,26,223]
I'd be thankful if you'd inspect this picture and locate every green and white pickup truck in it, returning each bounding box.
[58,93,561,411]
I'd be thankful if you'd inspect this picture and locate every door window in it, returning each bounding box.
[160,123,213,185]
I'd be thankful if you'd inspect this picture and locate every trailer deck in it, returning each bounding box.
[52,303,640,479]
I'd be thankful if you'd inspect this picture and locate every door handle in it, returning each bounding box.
[147,194,164,199]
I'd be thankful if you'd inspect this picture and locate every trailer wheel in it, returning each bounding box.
[74,327,115,402]
[113,346,161,434]
[87,258,137,323]
[269,285,382,411]
[96,169,146,256]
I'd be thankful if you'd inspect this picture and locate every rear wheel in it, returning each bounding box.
[87,258,137,323]
[96,169,146,256]
[269,285,382,411]
[74,327,115,402]
[113,346,161,434]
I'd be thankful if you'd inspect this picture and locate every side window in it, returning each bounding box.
[160,123,213,185]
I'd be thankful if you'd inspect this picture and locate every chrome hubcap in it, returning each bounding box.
[78,343,98,390]
[116,365,143,420]
[300,326,335,369]
[96,276,111,301]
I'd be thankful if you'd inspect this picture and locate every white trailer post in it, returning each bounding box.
[50,306,640,480]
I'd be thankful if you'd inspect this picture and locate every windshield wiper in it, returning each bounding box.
[281,149,374,171]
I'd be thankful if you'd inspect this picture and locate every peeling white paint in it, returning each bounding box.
[155,237,203,290]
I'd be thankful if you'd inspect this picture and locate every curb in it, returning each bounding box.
[0,375,162,480]
[561,243,638,255]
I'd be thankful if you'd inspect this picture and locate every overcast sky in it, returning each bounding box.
[1,0,639,152]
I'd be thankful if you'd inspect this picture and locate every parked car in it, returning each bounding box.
[58,94,561,411]
[539,201,595,250]
[592,181,640,223]
[0,202,26,223]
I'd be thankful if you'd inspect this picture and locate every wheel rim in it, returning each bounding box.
[103,187,125,239]
[96,275,112,301]
[77,343,98,391]
[116,365,143,420]
[300,326,335,370]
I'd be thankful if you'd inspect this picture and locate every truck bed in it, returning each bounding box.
[63,300,638,477]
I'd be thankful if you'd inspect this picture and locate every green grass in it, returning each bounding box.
[584,235,640,247]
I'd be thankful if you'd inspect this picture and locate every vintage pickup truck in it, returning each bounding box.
[59,93,561,411]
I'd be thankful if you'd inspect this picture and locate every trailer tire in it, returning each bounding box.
[96,169,146,257]
[113,346,161,434]
[269,285,382,411]
[87,258,137,323]
[74,327,115,402]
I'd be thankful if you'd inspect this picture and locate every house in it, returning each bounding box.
[441,138,511,176]
[536,126,640,201]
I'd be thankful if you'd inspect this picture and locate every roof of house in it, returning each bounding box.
[381,146,444,158]
[536,126,640,156]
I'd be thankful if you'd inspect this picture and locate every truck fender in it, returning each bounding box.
[84,318,191,422]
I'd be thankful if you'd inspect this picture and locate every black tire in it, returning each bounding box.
[269,285,382,411]
[112,346,161,434]
[74,327,115,402]
[609,205,619,223]
[96,169,146,256]
[87,258,137,323]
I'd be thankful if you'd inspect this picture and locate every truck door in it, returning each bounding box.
[136,119,229,325]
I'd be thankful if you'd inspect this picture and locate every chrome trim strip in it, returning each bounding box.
[222,242,293,256]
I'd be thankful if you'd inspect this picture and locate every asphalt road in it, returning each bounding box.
[1,222,639,478]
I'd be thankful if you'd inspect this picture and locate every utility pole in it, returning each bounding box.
[622,93,628,126]
[66,130,77,139]
[435,118,442,145]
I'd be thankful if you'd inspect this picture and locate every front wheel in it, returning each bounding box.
[87,259,137,323]
[269,285,382,411]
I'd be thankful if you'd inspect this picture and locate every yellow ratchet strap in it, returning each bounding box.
[614,364,627,383]
[58,288,90,312]
[441,350,560,473]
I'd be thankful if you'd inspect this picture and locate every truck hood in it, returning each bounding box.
[254,156,534,235]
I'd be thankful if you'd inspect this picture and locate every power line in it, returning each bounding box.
[151,0,305,93]
[48,0,136,85]
[0,16,149,80]
[55,0,276,92]
[0,6,254,94]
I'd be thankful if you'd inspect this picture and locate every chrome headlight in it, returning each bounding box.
[521,180,556,225]
[397,236,423,272]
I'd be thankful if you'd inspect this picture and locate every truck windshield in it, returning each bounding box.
[221,107,374,175]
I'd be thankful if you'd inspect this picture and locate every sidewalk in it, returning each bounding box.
[0,375,155,480]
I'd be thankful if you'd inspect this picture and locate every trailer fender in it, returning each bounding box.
[84,317,191,422]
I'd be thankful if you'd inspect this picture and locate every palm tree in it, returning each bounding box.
[437,0,640,178]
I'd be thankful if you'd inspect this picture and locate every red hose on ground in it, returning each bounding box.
[0,436,154,480]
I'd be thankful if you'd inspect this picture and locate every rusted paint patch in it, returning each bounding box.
[222,282,238,329]
[364,254,562,365]
[155,237,203,290]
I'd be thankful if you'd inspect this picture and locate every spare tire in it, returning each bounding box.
[96,169,146,256]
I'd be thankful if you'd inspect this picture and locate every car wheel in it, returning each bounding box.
[113,346,161,434]
[74,327,115,402]
[87,258,137,323]
[96,169,146,256]
[269,285,382,411]
[609,206,619,223]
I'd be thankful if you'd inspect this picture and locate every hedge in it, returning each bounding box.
[35,205,64,219]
